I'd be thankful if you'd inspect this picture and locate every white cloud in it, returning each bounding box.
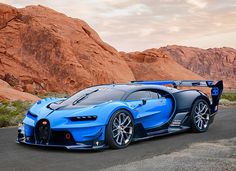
[140,28,156,37]
[185,0,208,9]
[214,22,223,27]
[168,26,180,33]
[1,0,236,51]
[179,31,236,48]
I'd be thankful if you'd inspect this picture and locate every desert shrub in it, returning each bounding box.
[0,100,32,127]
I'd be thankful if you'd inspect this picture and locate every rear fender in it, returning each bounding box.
[173,90,204,113]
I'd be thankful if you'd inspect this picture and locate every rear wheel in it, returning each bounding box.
[190,99,210,133]
[106,110,134,149]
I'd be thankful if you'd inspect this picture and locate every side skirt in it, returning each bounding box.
[133,112,191,142]
[132,126,190,142]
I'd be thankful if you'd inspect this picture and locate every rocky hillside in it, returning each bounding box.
[0,3,235,99]
[0,79,39,102]
[121,49,203,80]
[161,45,236,88]
[0,3,134,94]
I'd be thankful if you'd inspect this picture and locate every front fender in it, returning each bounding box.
[93,101,134,125]
[23,98,64,127]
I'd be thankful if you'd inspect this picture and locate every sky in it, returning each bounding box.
[1,0,236,52]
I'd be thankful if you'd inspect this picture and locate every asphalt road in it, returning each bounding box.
[0,107,235,171]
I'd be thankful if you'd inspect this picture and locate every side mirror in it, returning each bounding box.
[141,98,147,105]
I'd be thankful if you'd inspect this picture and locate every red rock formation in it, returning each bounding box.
[161,45,236,88]
[0,3,234,98]
[0,79,40,102]
[0,3,17,29]
[121,48,203,81]
[0,3,134,94]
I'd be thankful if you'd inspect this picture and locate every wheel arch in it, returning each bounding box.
[190,96,211,133]
[173,90,210,113]
[190,95,211,111]
[106,107,134,125]
[105,107,134,148]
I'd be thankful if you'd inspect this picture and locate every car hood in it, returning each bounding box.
[29,98,114,119]
[24,98,129,128]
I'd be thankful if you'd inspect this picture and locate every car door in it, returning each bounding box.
[125,90,173,129]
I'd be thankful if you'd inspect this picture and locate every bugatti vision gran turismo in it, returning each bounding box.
[17,80,223,150]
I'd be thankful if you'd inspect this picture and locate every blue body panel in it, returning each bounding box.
[21,95,174,147]
[17,81,222,149]
[126,98,173,129]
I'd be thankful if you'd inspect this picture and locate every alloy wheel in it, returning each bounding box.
[112,112,133,146]
[194,101,210,130]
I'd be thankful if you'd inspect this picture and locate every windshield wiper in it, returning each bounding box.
[72,89,99,105]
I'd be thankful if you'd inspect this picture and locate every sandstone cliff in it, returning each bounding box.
[0,3,134,94]
[121,48,203,81]
[161,45,236,88]
[0,79,40,101]
[0,3,235,100]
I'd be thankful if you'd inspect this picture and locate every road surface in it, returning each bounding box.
[0,107,235,171]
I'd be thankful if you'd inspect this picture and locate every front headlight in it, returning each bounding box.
[69,115,97,121]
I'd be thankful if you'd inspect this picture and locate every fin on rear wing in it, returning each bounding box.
[208,80,223,113]
[131,80,223,113]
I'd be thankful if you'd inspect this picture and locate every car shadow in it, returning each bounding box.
[15,130,194,153]
[130,129,193,146]
[16,142,105,153]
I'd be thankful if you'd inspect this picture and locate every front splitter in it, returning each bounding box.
[16,138,107,150]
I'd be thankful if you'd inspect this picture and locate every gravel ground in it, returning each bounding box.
[101,137,236,171]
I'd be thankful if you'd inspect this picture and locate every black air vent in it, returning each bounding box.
[35,119,50,144]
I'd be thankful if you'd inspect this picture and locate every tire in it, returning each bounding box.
[106,110,134,149]
[190,99,210,133]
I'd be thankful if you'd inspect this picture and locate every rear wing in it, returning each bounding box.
[131,80,223,113]
[131,80,218,88]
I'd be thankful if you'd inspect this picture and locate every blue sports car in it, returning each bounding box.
[17,80,223,150]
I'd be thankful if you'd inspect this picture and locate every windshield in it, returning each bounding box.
[52,86,126,107]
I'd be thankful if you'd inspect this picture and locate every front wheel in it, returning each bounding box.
[190,99,210,133]
[106,110,134,149]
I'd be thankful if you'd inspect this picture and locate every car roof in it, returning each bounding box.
[92,83,180,94]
